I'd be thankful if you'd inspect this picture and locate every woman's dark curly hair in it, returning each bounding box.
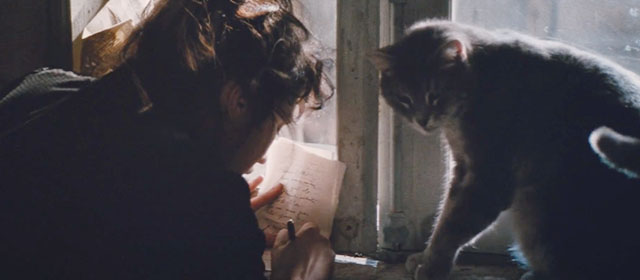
[121,0,329,124]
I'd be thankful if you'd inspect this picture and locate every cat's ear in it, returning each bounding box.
[438,39,467,65]
[368,47,394,72]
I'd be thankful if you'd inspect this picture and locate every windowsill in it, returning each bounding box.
[332,252,525,280]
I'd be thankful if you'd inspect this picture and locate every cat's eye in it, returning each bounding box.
[397,95,413,108]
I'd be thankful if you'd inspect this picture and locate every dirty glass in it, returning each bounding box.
[453,0,640,73]
[279,0,337,145]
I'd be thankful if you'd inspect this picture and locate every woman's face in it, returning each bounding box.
[211,81,296,174]
[225,112,288,174]
[214,83,294,174]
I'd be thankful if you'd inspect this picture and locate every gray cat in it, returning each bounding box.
[371,20,640,280]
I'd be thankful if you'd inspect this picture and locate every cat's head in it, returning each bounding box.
[370,21,473,133]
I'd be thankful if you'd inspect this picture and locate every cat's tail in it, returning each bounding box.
[589,126,640,179]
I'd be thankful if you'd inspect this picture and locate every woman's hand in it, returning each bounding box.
[270,222,335,280]
[247,176,283,211]
[247,176,283,247]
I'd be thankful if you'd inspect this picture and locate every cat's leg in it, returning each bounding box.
[408,164,513,280]
[519,271,548,280]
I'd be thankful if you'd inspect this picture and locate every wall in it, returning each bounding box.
[0,0,71,89]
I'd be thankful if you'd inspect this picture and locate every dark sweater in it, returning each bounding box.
[0,68,266,279]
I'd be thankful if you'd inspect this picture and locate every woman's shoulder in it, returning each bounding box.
[1,68,93,118]
[0,68,95,135]
[1,68,94,102]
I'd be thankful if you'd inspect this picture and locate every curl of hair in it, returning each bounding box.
[121,0,331,124]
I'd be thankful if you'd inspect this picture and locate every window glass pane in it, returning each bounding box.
[245,0,336,180]
[453,0,640,73]
[279,0,337,145]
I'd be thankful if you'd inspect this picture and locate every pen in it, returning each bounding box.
[287,219,296,241]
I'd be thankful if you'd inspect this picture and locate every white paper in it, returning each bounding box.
[82,0,155,39]
[256,137,346,239]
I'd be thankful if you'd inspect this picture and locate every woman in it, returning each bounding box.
[0,0,334,278]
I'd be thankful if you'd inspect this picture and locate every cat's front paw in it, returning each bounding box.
[405,252,425,274]
[405,252,450,280]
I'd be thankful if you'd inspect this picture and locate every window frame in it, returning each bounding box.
[331,0,382,254]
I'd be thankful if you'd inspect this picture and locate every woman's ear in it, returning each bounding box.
[220,81,249,120]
